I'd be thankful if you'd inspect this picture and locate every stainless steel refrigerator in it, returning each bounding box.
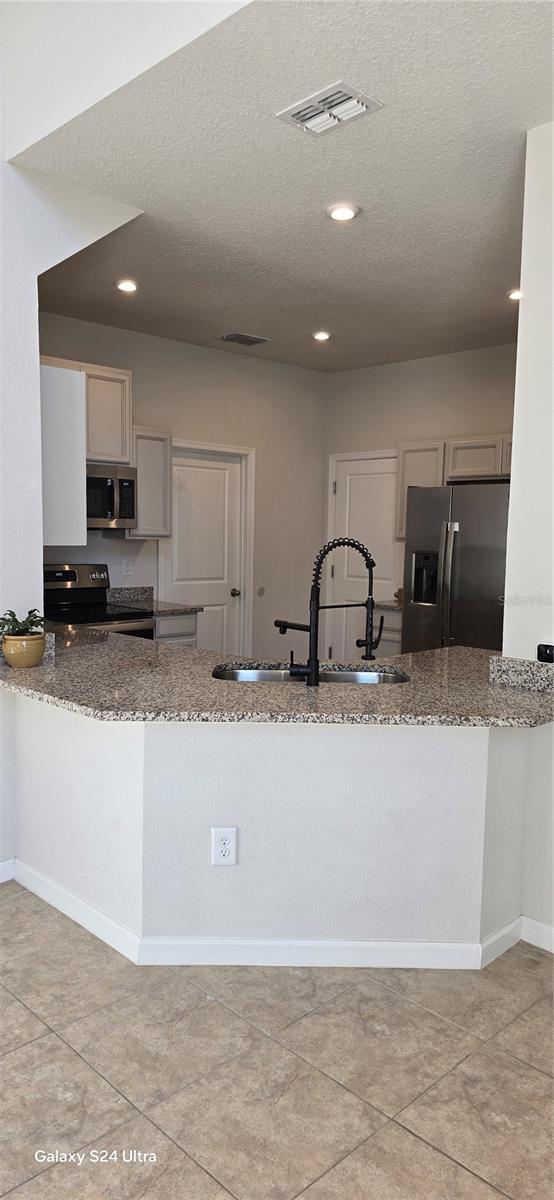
[401,479,510,653]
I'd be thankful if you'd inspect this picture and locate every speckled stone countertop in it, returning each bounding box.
[107,585,202,617]
[0,636,551,727]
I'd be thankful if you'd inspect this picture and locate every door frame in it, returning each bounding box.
[159,439,256,657]
[324,450,398,656]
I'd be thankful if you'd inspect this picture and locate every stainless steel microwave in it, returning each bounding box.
[86,464,137,529]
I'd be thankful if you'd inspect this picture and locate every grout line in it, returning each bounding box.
[289,1125,392,1199]
[51,1027,242,1200]
[390,1122,514,1199]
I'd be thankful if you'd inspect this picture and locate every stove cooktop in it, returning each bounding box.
[44,603,154,626]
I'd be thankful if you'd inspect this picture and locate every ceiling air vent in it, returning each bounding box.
[277,82,382,136]
[220,332,270,347]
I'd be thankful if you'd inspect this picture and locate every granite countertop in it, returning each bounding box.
[0,636,551,727]
[106,585,202,617]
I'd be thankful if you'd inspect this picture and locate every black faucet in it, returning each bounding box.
[274,538,384,687]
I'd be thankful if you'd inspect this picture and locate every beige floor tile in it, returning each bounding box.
[505,941,554,992]
[0,982,48,1057]
[60,973,265,1110]
[366,941,553,1039]
[301,1121,504,1198]
[150,1038,384,1200]
[279,978,479,1115]
[492,995,554,1075]
[7,1114,234,1198]
[178,964,363,1033]
[0,1032,132,1193]
[0,891,89,966]
[1,934,176,1027]
[0,881,25,904]
[399,1045,554,1200]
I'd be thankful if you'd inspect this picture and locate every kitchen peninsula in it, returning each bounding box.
[1,634,551,972]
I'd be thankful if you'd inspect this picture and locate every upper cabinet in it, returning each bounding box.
[127,426,172,539]
[395,431,513,538]
[396,440,445,539]
[41,356,132,463]
[444,434,503,480]
[84,363,132,463]
[40,364,87,546]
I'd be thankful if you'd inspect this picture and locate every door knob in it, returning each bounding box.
[230,588,241,597]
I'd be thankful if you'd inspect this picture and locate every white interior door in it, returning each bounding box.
[159,450,242,653]
[326,453,398,660]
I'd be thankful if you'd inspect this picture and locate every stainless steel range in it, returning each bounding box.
[44,564,155,638]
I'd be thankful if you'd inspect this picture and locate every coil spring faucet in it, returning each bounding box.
[274,538,384,686]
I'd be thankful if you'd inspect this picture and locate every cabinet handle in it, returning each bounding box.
[230,588,241,597]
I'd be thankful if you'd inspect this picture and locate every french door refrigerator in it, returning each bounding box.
[401,479,510,653]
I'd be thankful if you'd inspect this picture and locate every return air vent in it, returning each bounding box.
[277,82,382,135]
[220,332,270,346]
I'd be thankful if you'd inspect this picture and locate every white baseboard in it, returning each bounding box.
[12,859,553,967]
[480,917,522,966]
[14,860,141,963]
[521,916,554,954]
[0,858,15,883]
[136,937,482,969]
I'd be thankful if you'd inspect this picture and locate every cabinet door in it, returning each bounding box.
[84,364,132,463]
[396,440,445,539]
[40,364,87,546]
[444,435,503,480]
[501,434,512,475]
[128,427,172,538]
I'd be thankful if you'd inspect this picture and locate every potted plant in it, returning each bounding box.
[0,609,46,668]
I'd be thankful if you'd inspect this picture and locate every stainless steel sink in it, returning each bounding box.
[212,665,410,684]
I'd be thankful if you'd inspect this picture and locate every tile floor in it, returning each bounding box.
[0,881,552,1199]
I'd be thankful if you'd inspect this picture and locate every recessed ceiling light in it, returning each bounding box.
[326,202,360,222]
[313,330,331,342]
[116,279,138,293]
[507,288,523,301]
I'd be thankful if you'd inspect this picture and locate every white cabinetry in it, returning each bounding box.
[40,364,87,546]
[155,614,197,646]
[395,431,512,539]
[501,434,512,474]
[127,426,172,539]
[374,608,402,658]
[396,440,445,539]
[444,434,503,480]
[84,363,132,463]
[41,356,132,464]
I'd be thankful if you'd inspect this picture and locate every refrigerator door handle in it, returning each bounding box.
[442,521,459,645]
[437,521,448,645]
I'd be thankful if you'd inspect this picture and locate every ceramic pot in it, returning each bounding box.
[1,633,46,668]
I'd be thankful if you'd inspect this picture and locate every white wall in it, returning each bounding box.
[324,343,516,456]
[39,314,327,658]
[503,123,553,661]
[521,723,553,940]
[0,1,247,160]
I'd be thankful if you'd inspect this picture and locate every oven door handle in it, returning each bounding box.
[87,619,155,633]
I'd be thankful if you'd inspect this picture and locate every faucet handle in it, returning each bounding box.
[290,649,295,668]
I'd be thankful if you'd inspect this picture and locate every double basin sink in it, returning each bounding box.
[212,665,409,685]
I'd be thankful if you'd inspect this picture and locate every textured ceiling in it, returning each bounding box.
[29,1,552,371]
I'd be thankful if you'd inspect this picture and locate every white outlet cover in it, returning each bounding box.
[121,558,134,576]
[211,826,237,865]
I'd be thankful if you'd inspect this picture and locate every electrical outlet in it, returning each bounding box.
[121,558,134,577]
[211,826,237,865]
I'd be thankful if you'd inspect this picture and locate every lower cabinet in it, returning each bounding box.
[155,614,197,646]
[375,608,402,658]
